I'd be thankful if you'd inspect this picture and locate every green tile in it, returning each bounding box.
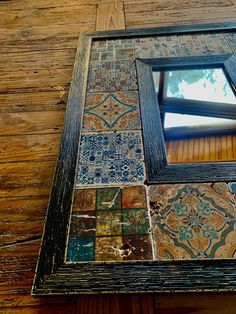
[96,187,121,210]
[122,208,150,236]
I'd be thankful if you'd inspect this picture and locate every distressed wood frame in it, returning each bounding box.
[136,54,236,184]
[32,22,236,295]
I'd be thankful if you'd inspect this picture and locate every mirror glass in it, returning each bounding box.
[152,69,236,164]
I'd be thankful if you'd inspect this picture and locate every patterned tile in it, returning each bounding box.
[96,187,121,210]
[149,183,236,260]
[122,186,147,208]
[67,236,95,262]
[90,39,134,62]
[87,61,137,92]
[73,189,96,212]
[76,131,145,186]
[122,208,150,236]
[123,236,153,260]
[134,33,233,58]
[82,91,141,132]
[96,210,122,236]
[95,236,123,261]
[69,212,96,237]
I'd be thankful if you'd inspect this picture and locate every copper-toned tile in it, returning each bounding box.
[122,186,147,208]
[73,189,96,212]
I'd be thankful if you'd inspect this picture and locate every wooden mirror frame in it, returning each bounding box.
[136,54,236,184]
[32,22,236,295]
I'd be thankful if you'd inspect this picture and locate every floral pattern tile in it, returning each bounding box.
[149,183,236,260]
[87,61,137,92]
[82,91,141,132]
[72,189,96,211]
[76,131,145,186]
[122,186,147,208]
[66,186,153,262]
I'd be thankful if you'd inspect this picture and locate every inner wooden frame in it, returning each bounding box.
[32,22,236,296]
[136,54,236,184]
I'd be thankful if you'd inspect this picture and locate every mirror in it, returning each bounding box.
[153,68,236,164]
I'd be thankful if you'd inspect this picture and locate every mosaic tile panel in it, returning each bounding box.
[87,61,137,92]
[66,186,153,262]
[76,131,145,186]
[134,33,233,59]
[149,183,236,260]
[90,39,134,61]
[82,91,141,132]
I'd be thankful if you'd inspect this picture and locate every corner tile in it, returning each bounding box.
[122,186,147,208]
[123,236,153,260]
[67,236,95,262]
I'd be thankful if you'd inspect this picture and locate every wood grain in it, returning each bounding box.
[96,2,126,31]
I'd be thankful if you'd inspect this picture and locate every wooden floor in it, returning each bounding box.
[1,0,236,313]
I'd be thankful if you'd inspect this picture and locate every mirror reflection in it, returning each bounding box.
[153,68,236,164]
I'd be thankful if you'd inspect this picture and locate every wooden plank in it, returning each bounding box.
[0,160,55,198]
[125,2,236,28]
[0,111,64,136]
[0,91,68,113]
[0,133,60,163]
[96,2,125,31]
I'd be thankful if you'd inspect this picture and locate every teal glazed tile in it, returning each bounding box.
[122,208,150,236]
[123,236,153,260]
[96,187,121,210]
[229,182,236,193]
[69,212,96,237]
[67,236,95,262]
[76,131,145,185]
[87,61,137,92]
[82,91,141,132]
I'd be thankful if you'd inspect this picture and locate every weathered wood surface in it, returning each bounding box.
[1,0,236,313]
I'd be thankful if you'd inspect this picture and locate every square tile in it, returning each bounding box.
[82,91,141,132]
[76,131,145,185]
[122,186,147,208]
[72,189,96,212]
[69,212,96,237]
[87,61,137,92]
[96,187,121,210]
[95,236,123,261]
[96,210,122,236]
[66,236,95,262]
[122,208,150,236]
[123,236,153,260]
[149,183,236,260]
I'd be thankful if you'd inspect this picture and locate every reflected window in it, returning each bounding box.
[153,67,236,164]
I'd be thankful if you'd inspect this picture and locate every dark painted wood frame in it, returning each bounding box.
[136,54,236,183]
[32,22,236,296]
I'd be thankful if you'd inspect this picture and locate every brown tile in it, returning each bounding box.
[122,186,147,208]
[123,235,153,260]
[69,212,96,237]
[95,236,123,261]
[73,189,96,212]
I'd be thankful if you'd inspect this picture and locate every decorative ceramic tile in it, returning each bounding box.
[96,210,122,236]
[69,212,96,237]
[72,189,96,212]
[76,131,145,186]
[134,33,233,58]
[122,186,147,208]
[123,236,153,260]
[229,182,236,193]
[66,186,154,262]
[96,187,121,210]
[95,236,123,261]
[149,183,236,260]
[87,61,137,92]
[122,208,150,236]
[67,236,95,262]
[82,91,141,132]
[90,39,134,61]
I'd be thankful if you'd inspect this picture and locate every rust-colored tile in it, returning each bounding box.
[122,186,147,208]
[73,189,96,212]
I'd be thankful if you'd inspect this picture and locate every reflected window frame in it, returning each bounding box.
[136,54,236,183]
